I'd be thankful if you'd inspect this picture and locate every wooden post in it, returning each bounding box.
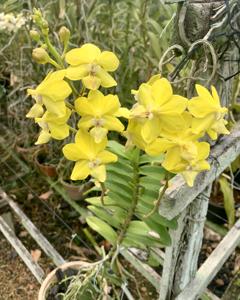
[176,218,240,299]
[159,186,212,300]
[159,0,239,299]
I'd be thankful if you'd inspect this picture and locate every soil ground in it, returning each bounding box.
[0,124,239,299]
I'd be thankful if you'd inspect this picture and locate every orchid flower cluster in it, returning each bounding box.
[26,13,229,187]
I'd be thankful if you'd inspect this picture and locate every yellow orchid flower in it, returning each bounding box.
[145,112,202,157]
[65,43,119,90]
[75,90,128,143]
[62,129,118,182]
[35,108,71,145]
[27,70,72,117]
[188,85,229,140]
[131,74,161,98]
[124,119,148,150]
[130,78,188,143]
[162,141,210,187]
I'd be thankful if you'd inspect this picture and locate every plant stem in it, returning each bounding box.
[109,149,140,258]
[83,228,102,255]
[44,34,64,67]
[144,174,169,218]
[69,126,77,133]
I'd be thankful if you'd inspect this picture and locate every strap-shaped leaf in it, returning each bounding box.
[107,161,133,175]
[139,165,166,179]
[107,140,128,159]
[88,205,125,229]
[86,216,117,245]
[86,195,130,210]
[108,191,131,209]
[139,176,162,190]
[136,204,178,229]
[105,171,131,186]
[144,218,171,246]
[139,153,164,165]
[125,232,163,248]
[106,184,133,202]
[106,179,133,196]
[122,237,147,249]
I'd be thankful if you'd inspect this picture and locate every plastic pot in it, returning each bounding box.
[38,261,91,300]
[60,178,94,201]
[34,149,57,178]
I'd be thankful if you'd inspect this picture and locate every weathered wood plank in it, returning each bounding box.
[0,199,7,209]
[176,218,240,300]
[159,186,211,300]
[0,188,65,267]
[0,215,45,283]
[159,122,240,219]
[121,248,161,290]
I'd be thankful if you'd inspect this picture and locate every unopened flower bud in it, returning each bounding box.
[59,26,70,44]
[32,8,43,26]
[42,20,48,29]
[30,30,40,42]
[32,47,50,64]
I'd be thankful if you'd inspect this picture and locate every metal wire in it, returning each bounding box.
[1,159,92,251]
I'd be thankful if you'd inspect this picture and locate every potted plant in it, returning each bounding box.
[59,162,94,200]
[27,9,229,299]
[34,148,58,178]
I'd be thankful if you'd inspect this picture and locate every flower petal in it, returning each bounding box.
[62,143,89,161]
[98,150,118,164]
[181,171,198,187]
[75,129,107,158]
[191,114,215,134]
[145,138,174,156]
[82,75,101,90]
[141,118,161,143]
[90,127,108,143]
[42,98,66,116]
[75,97,94,116]
[211,86,220,106]
[77,116,93,129]
[196,142,210,160]
[162,147,186,172]
[48,123,69,140]
[115,107,130,118]
[103,116,124,132]
[159,114,186,132]
[65,43,101,66]
[159,95,187,114]
[96,68,117,88]
[151,78,173,105]
[195,84,213,102]
[65,65,89,81]
[71,160,91,180]
[90,165,106,182]
[188,97,217,118]
[96,51,119,72]
[38,80,72,101]
[137,83,153,107]
[26,103,44,118]
[35,130,51,145]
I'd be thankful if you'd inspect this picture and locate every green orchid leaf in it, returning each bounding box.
[86,216,117,245]
[88,206,122,228]
[219,176,235,227]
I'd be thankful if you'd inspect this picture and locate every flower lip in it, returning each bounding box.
[145,111,153,120]
[88,158,101,169]
[88,63,100,76]
[34,95,43,104]
[91,117,105,127]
